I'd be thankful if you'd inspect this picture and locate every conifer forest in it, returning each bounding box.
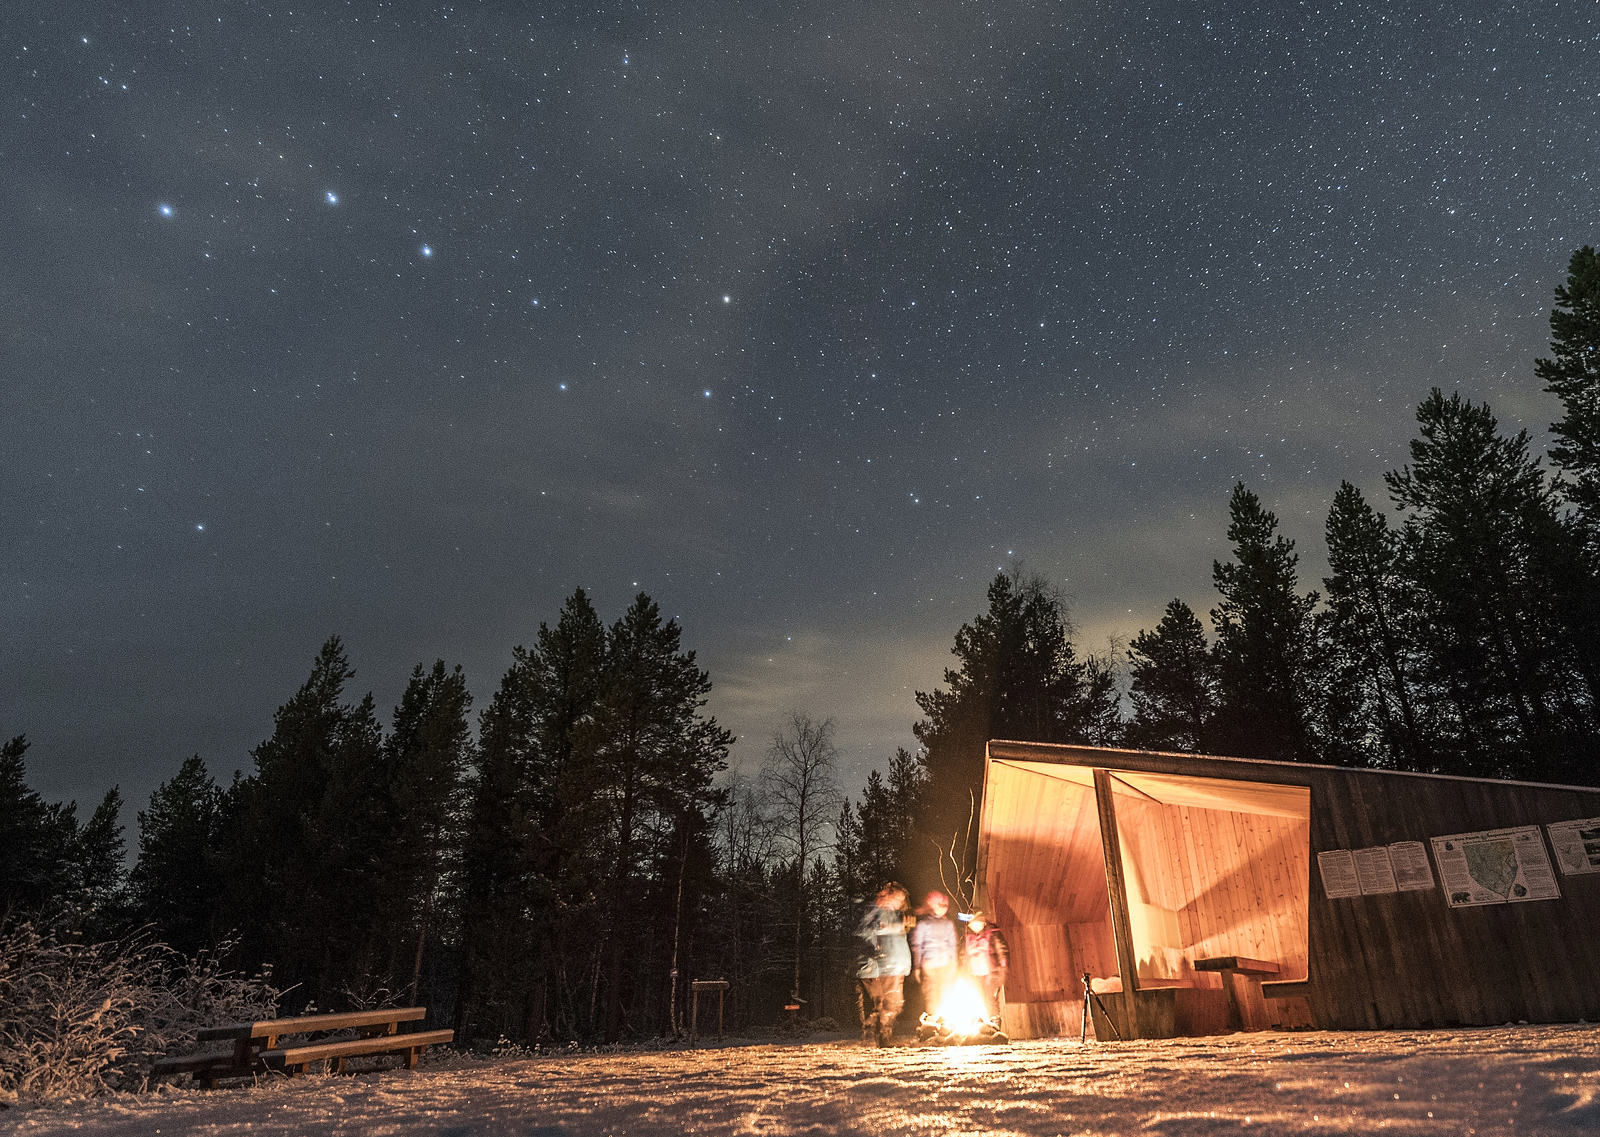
[4,248,1599,1046]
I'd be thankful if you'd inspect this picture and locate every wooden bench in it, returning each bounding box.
[1193,957,1279,1032]
[262,1029,454,1076]
[153,1007,450,1088]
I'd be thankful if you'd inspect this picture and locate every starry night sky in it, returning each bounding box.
[3,2,1596,817]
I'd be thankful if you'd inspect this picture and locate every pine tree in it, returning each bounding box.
[1319,482,1429,770]
[914,568,1111,869]
[1210,484,1322,762]
[0,735,81,914]
[836,747,928,902]
[1386,390,1593,779]
[1539,247,1600,531]
[220,636,385,1004]
[71,787,129,936]
[1532,248,1600,759]
[455,659,545,1045]
[1127,599,1218,752]
[574,593,732,1041]
[457,587,605,1044]
[131,756,226,954]
[380,660,471,1005]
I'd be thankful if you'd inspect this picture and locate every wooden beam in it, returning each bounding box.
[1093,768,1142,1039]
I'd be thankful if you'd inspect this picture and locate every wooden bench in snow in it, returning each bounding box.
[152,1007,450,1088]
[262,1028,454,1076]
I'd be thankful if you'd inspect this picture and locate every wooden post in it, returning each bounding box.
[1093,768,1141,1040]
[690,980,730,1046]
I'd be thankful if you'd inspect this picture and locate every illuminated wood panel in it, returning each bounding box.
[978,760,1117,1039]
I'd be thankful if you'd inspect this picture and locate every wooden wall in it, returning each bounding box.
[977,761,1117,1038]
[983,741,1600,1032]
[1110,784,1311,986]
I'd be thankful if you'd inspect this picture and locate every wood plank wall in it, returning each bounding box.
[1111,784,1311,986]
[980,762,1117,1038]
[984,741,1600,1030]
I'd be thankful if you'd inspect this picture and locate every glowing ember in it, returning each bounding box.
[916,979,1009,1046]
[935,980,990,1036]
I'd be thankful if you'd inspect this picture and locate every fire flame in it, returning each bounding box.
[933,979,989,1037]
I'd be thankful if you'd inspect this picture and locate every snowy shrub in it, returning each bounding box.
[0,916,281,1102]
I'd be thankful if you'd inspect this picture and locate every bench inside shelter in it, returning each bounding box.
[1193,955,1280,1030]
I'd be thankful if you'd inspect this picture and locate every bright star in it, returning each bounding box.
[559,383,567,390]
[159,204,174,217]
[704,389,712,397]
[420,245,432,257]
[723,295,731,303]
[196,524,204,531]
[531,298,539,306]
[326,191,338,204]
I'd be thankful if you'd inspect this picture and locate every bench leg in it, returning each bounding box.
[329,1057,346,1075]
[1221,971,1271,1031]
[404,1046,421,1070]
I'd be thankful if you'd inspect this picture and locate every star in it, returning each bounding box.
[158,204,174,217]
[325,191,338,204]
[420,245,432,257]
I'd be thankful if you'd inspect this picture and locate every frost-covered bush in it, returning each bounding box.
[0,917,280,1102]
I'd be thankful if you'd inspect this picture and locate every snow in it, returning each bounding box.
[4,1026,1599,1135]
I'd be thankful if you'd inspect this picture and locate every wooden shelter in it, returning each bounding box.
[976,740,1600,1039]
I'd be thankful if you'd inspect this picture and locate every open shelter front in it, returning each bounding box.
[978,742,1600,1039]
[980,750,1311,1039]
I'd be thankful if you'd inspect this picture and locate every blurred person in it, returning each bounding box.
[910,890,959,1018]
[963,911,1010,1019]
[855,882,911,1046]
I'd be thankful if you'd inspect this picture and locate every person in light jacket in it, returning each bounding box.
[855,883,911,1046]
[909,890,959,1017]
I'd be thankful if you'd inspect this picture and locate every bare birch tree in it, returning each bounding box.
[764,713,843,1005]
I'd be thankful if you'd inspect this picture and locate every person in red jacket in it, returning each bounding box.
[963,911,1009,1019]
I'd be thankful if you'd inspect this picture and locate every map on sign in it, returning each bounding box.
[1546,816,1600,875]
[1464,840,1519,899]
[1430,826,1560,908]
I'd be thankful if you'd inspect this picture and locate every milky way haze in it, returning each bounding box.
[3,2,1596,814]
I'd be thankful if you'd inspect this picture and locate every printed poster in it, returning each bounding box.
[1545,816,1600,875]
[1353,846,1398,894]
[1430,826,1559,907]
[1388,841,1436,892]
[1316,849,1361,898]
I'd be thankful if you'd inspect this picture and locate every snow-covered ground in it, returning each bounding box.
[5,1026,1599,1135]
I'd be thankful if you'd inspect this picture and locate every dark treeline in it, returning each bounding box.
[3,248,1597,1042]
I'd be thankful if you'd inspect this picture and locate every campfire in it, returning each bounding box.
[914,980,1009,1046]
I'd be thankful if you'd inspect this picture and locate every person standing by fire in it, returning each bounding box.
[910,890,958,1018]
[855,882,911,1046]
[963,911,1010,1020]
